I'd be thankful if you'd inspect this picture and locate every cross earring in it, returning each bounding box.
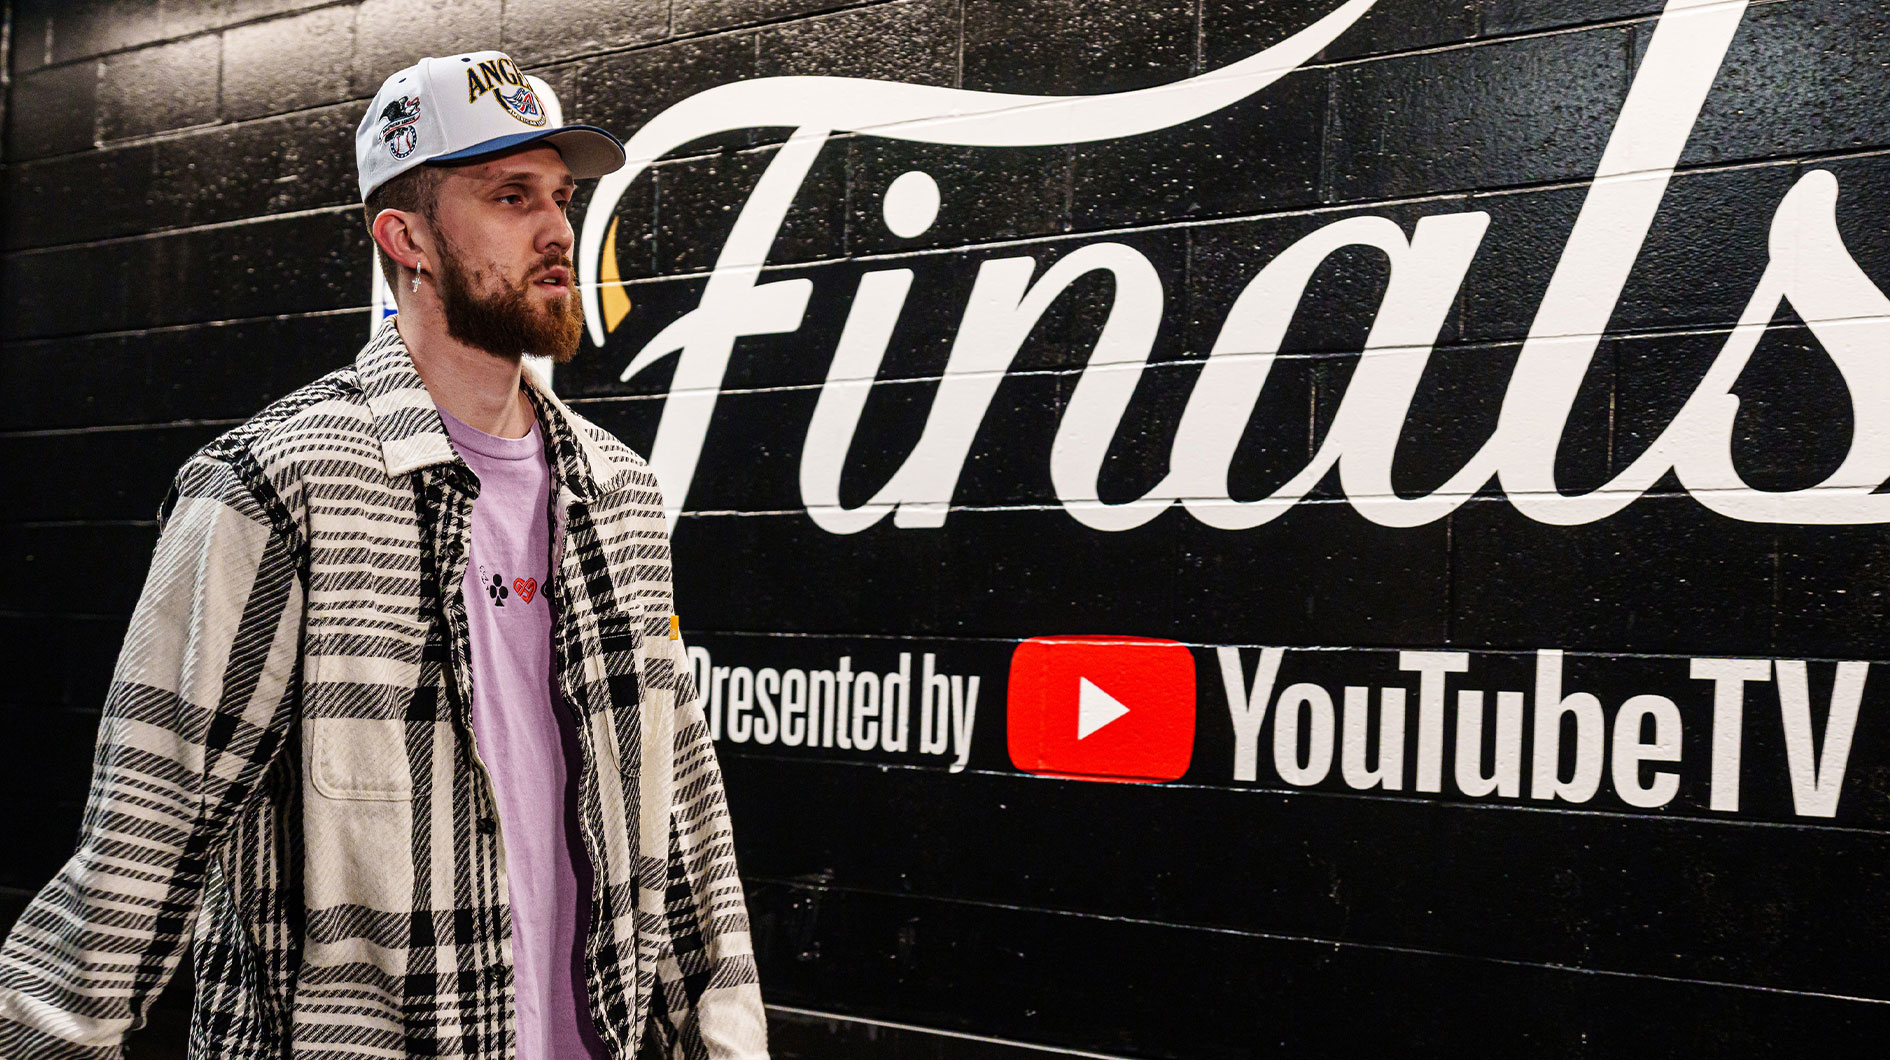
[410,273,421,293]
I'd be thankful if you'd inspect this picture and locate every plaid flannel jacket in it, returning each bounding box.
[0,319,767,1059]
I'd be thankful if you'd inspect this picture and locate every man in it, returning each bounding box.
[0,51,767,1060]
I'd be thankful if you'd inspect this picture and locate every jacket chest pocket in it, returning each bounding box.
[310,717,414,801]
[582,612,644,775]
[594,613,643,711]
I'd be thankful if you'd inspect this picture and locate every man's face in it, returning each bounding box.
[427,144,583,364]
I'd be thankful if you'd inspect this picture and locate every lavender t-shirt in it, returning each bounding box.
[438,405,609,1060]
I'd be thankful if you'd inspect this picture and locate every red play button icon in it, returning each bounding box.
[1006,636,1196,782]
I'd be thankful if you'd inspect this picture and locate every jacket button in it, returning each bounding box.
[477,817,497,835]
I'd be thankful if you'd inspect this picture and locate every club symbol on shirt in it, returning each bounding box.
[486,573,509,606]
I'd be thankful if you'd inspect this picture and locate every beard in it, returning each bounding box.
[432,232,584,364]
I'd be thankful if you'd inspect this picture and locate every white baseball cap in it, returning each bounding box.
[356,50,625,201]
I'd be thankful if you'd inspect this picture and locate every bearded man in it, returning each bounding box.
[0,51,768,1060]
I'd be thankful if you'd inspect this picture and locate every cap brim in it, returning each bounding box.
[429,124,626,179]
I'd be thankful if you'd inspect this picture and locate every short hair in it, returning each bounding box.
[362,165,447,293]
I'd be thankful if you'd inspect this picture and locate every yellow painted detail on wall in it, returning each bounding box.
[601,215,631,333]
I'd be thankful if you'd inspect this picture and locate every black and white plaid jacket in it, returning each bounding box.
[0,319,767,1059]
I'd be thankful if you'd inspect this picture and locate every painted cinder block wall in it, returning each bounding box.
[5,0,1890,1056]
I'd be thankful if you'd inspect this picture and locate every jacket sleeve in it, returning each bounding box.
[653,628,769,1059]
[0,454,305,1059]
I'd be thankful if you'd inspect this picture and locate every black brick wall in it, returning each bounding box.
[5,1,1890,1056]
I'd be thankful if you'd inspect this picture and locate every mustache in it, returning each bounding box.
[529,252,575,282]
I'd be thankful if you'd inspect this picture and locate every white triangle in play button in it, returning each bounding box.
[1077,677,1130,740]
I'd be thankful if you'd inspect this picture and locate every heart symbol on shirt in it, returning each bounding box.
[513,577,537,604]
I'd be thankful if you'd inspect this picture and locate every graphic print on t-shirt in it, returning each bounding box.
[482,565,510,606]
[479,564,543,608]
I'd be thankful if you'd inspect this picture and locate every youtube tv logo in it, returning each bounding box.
[1006,636,1197,783]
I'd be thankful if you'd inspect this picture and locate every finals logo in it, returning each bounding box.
[579,0,1890,536]
[466,56,547,127]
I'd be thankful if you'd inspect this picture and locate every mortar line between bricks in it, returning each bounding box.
[639,628,1890,665]
[4,203,357,255]
[9,520,160,528]
[1301,0,1793,72]
[763,1007,1139,1060]
[16,0,359,76]
[14,123,1890,259]
[744,879,1890,1005]
[1,7,17,92]
[549,311,1879,399]
[12,489,1872,521]
[10,0,1784,84]
[0,610,139,621]
[1443,501,1456,651]
[955,0,966,88]
[602,0,1779,153]
[4,0,1803,185]
[7,0,1792,169]
[0,295,1857,429]
[654,484,1883,518]
[9,98,369,166]
[10,0,902,104]
[727,759,1890,834]
[600,146,1890,274]
[574,126,1866,183]
[1192,0,1205,75]
[513,0,912,72]
[0,421,242,440]
[0,307,369,347]
[10,615,1883,670]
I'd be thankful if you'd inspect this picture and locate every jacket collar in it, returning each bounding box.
[355,315,625,501]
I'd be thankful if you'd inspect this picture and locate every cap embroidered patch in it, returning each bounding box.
[669,615,681,640]
[465,56,547,127]
[379,96,421,158]
[498,82,547,127]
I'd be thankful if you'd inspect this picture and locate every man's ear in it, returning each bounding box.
[371,208,429,273]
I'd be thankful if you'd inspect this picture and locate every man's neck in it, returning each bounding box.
[395,303,534,439]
